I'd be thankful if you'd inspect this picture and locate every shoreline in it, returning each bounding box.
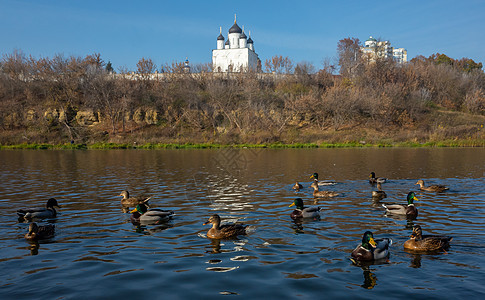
[1,139,484,150]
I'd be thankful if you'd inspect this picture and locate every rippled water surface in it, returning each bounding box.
[0,148,484,299]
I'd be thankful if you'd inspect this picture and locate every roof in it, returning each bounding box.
[217,33,224,40]
[229,22,242,34]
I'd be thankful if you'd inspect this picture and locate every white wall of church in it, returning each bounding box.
[212,48,258,72]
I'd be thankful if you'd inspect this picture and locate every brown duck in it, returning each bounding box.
[203,214,247,239]
[120,190,151,207]
[24,222,55,240]
[404,225,452,252]
[372,182,387,199]
[292,182,303,191]
[310,182,339,198]
[415,180,449,192]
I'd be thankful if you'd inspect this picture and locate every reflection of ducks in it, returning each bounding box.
[351,231,392,262]
[203,214,247,239]
[369,172,387,184]
[24,222,55,240]
[17,198,60,221]
[120,190,151,207]
[404,225,452,252]
[130,203,174,225]
[372,183,387,199]
[289,198,320,219]
[292,182,303,191]
[362,268,377,289]
[415,180,449,192]
[310,182,339,198]
[310,173,337,186]
[382,192,419,219]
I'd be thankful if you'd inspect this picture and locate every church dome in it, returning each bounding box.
[217,33,224,40]
[225,39,230,45]
[240,31,247,39]
[229,22,242,34]
[247,37,253,44]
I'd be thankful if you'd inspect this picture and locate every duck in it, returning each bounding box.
[288,198,321,219]
[310,173,337,186]
[130,202,174,225]
[24,222,55,240]
[372,183,387,199]
[404,225,452,252]
[351,231,392,262]
[369,172,387,184]
[17,198,60,221]
[120,190,151,207]
[382,192,419,218]
[415,180,449,192]
[292,182,303,191]
[310,181,339,198]
[203,214,247,239]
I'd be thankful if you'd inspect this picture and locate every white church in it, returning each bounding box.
[212,16,260,73]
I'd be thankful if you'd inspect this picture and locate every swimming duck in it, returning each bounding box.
[415,180,449,192]
[288,198,320,219]
[372,183,387,199]
[130,203,174,225]
[404,225,452,252]
[369,172,387,184]
[24,222,55,240]
[310,182,339,198]
[310,173,337,186]
[17,198,60,221]
[351,231,392,262]
[292,182,303,191]
[382,192,419,218]
[203,214,247,239]
[120,190,151,207]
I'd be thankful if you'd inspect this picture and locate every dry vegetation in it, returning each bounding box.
[0,48,484,147]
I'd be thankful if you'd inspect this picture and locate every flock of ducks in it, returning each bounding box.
[17,173,452,263]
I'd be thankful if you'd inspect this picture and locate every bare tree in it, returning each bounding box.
[264,55,293,74]
[337,37,362,77]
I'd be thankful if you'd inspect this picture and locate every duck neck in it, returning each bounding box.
[212,220,221,230]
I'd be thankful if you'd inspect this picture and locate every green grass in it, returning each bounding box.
[1,139,483,150]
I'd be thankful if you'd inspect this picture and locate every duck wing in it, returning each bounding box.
[382,204,406,215]
[219,224,247,236]
[144,209,174,218]
[373,238,392,259]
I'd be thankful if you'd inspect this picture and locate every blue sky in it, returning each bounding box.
[1,0,484,71]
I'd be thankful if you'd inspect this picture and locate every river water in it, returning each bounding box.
[0,148,484,299]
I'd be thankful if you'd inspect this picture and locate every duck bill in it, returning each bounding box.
[203,221,211,225]
[289,203,295,207]
[413,196,419,201]
[130,208,137,213]
[369,237,377,247]
[310,175,315,179]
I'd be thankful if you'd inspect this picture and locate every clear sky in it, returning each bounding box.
[1,0,484,72]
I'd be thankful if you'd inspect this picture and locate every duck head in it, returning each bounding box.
[410,225,423,239]
[406,192,419,205]
[289,198,305,210]
[369,172,376,179]
[361,231,377,250]
[46,198,60,209]
[310,173,319,180]
[130,203,149,215]
[120,190,129,199]
[203,214,221,226]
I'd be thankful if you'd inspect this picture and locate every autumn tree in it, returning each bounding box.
[337,37,362,77]
[264,55,293,74]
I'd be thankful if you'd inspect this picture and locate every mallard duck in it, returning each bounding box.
[382,192,419,218]
[404,225,452,252]
[372,183,387,199]
[292,182,303,191]
[310,173,337,186]
[310,182,339,198]
[120,190,151,207]
[415,180,449,192]
[130,203,174,225]
[288,198,321,219]
[17,198,60,221]
[24,222,55,240]
[351,231,392,262]
[203,214,247,239]
[369,172,387,184]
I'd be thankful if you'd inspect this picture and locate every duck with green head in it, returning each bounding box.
[289,198,321,219]
[404,225,452,253]
[369,172,387,184]
[382,192,419,219]
[203,214,247,239]
[351,231,392,262]
[17,198,60,222]
[310,173,337,186]
[130,202,174,225]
